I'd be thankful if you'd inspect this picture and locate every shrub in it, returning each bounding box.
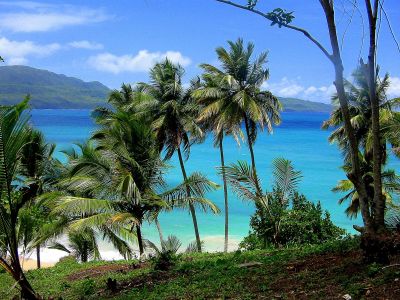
[152,250,178,271]
[240,192,346,250]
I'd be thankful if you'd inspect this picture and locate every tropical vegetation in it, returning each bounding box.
[0,34,400,299]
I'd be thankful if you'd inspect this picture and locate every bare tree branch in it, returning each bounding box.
[216,0,333,62]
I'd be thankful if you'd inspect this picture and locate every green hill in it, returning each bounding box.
[0,66,110,108]
[279,97,332,113]
[0,65,332,112]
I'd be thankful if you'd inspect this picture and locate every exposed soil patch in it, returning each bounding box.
[67,262,148,281]
[268,250,400,299]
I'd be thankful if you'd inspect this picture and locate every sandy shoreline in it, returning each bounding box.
[20,235,241,268]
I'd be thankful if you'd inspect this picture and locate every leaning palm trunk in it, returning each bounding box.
[243,114,262,195]
[155,217,165,249]
[4,239,38,299]
[136,225,144,256]
[219,136,229,253]
[177,148,202,252]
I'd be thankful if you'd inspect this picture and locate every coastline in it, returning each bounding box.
[21,234,242,267]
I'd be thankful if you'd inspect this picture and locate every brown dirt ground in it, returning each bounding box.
[66,262,148,281]
[65,251,400,299]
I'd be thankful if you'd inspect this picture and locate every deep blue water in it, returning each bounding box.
[30,109,400,250]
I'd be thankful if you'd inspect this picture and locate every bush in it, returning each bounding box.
[78,279,95,296]
[151,250,178,271]
[240,191,346,250]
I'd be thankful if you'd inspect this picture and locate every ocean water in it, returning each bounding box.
[30,109,400,252]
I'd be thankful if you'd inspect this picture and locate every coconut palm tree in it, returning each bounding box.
[199,38,282,196]
[0,99,39,299]
[34,142,136,259]
[323,67,400,217]
[193,73,243,252]
[45,109,219,256]
[48,229,101,263]
[137,59,206,252]
[17,130,61,269]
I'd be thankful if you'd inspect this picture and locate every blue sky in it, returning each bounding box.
[1,0,399,103]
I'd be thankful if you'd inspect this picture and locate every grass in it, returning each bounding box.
[1,237,400,299]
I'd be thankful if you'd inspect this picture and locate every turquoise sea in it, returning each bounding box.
[30,109,400,252]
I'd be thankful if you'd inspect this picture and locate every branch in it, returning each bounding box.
[216,0,333,62]
[378,0,400,54]
[0,255,14,277]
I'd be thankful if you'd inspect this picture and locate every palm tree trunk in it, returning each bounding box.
[177,147,202,252]
[36,245,41,269]
[155,217,165,249]
[82,241,88,263]
[11,258,38,299]
[219,136,229,253]
[8,216,38,299]
[136,225,144,256]
[243,114,262,195]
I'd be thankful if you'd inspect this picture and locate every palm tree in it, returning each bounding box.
[32,142,136,260]
[193,73,243,252]
[17,130,61,269]
[199,38,282,195]
[45,109,219,256]
[49,229,101,263]
[221,158,302,247]
[0,99,39,299]
[323,67,400,218]
[138,59,206,251]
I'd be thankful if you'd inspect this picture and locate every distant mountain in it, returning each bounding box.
[279,97,332,113]
[0,65,332,112]
[0,66,110,108]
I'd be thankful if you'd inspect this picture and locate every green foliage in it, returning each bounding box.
[323,65,400,217]
[78,279,96,296]
[279,97,331,112]
[1,237,387,300]
[152,250,179,271]
[247,0,258,9]
[266,8,295,27]
[240,191,345,249]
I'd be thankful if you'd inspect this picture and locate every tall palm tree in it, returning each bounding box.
[193,73,243,252]
[45,110,219,256]
[323,67,400,217]
[71,111,166,256]
[198,38,282,195]
[0,99,39,299]
[17,130,61,269]
[138,59,205,251]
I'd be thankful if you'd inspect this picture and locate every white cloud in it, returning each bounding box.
[68,40,103,50]
[88,50,192,74]
[263,77,336,103]
[0,36,60,65]
[262,77,305,98]
[387,77,400,98]
[0,2,110,32]
[0,1,51,10]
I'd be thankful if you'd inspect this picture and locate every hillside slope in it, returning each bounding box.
[0,65,332,112]
[280,97,332,113]
[0,238,398,299]
[0,66,110,108]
